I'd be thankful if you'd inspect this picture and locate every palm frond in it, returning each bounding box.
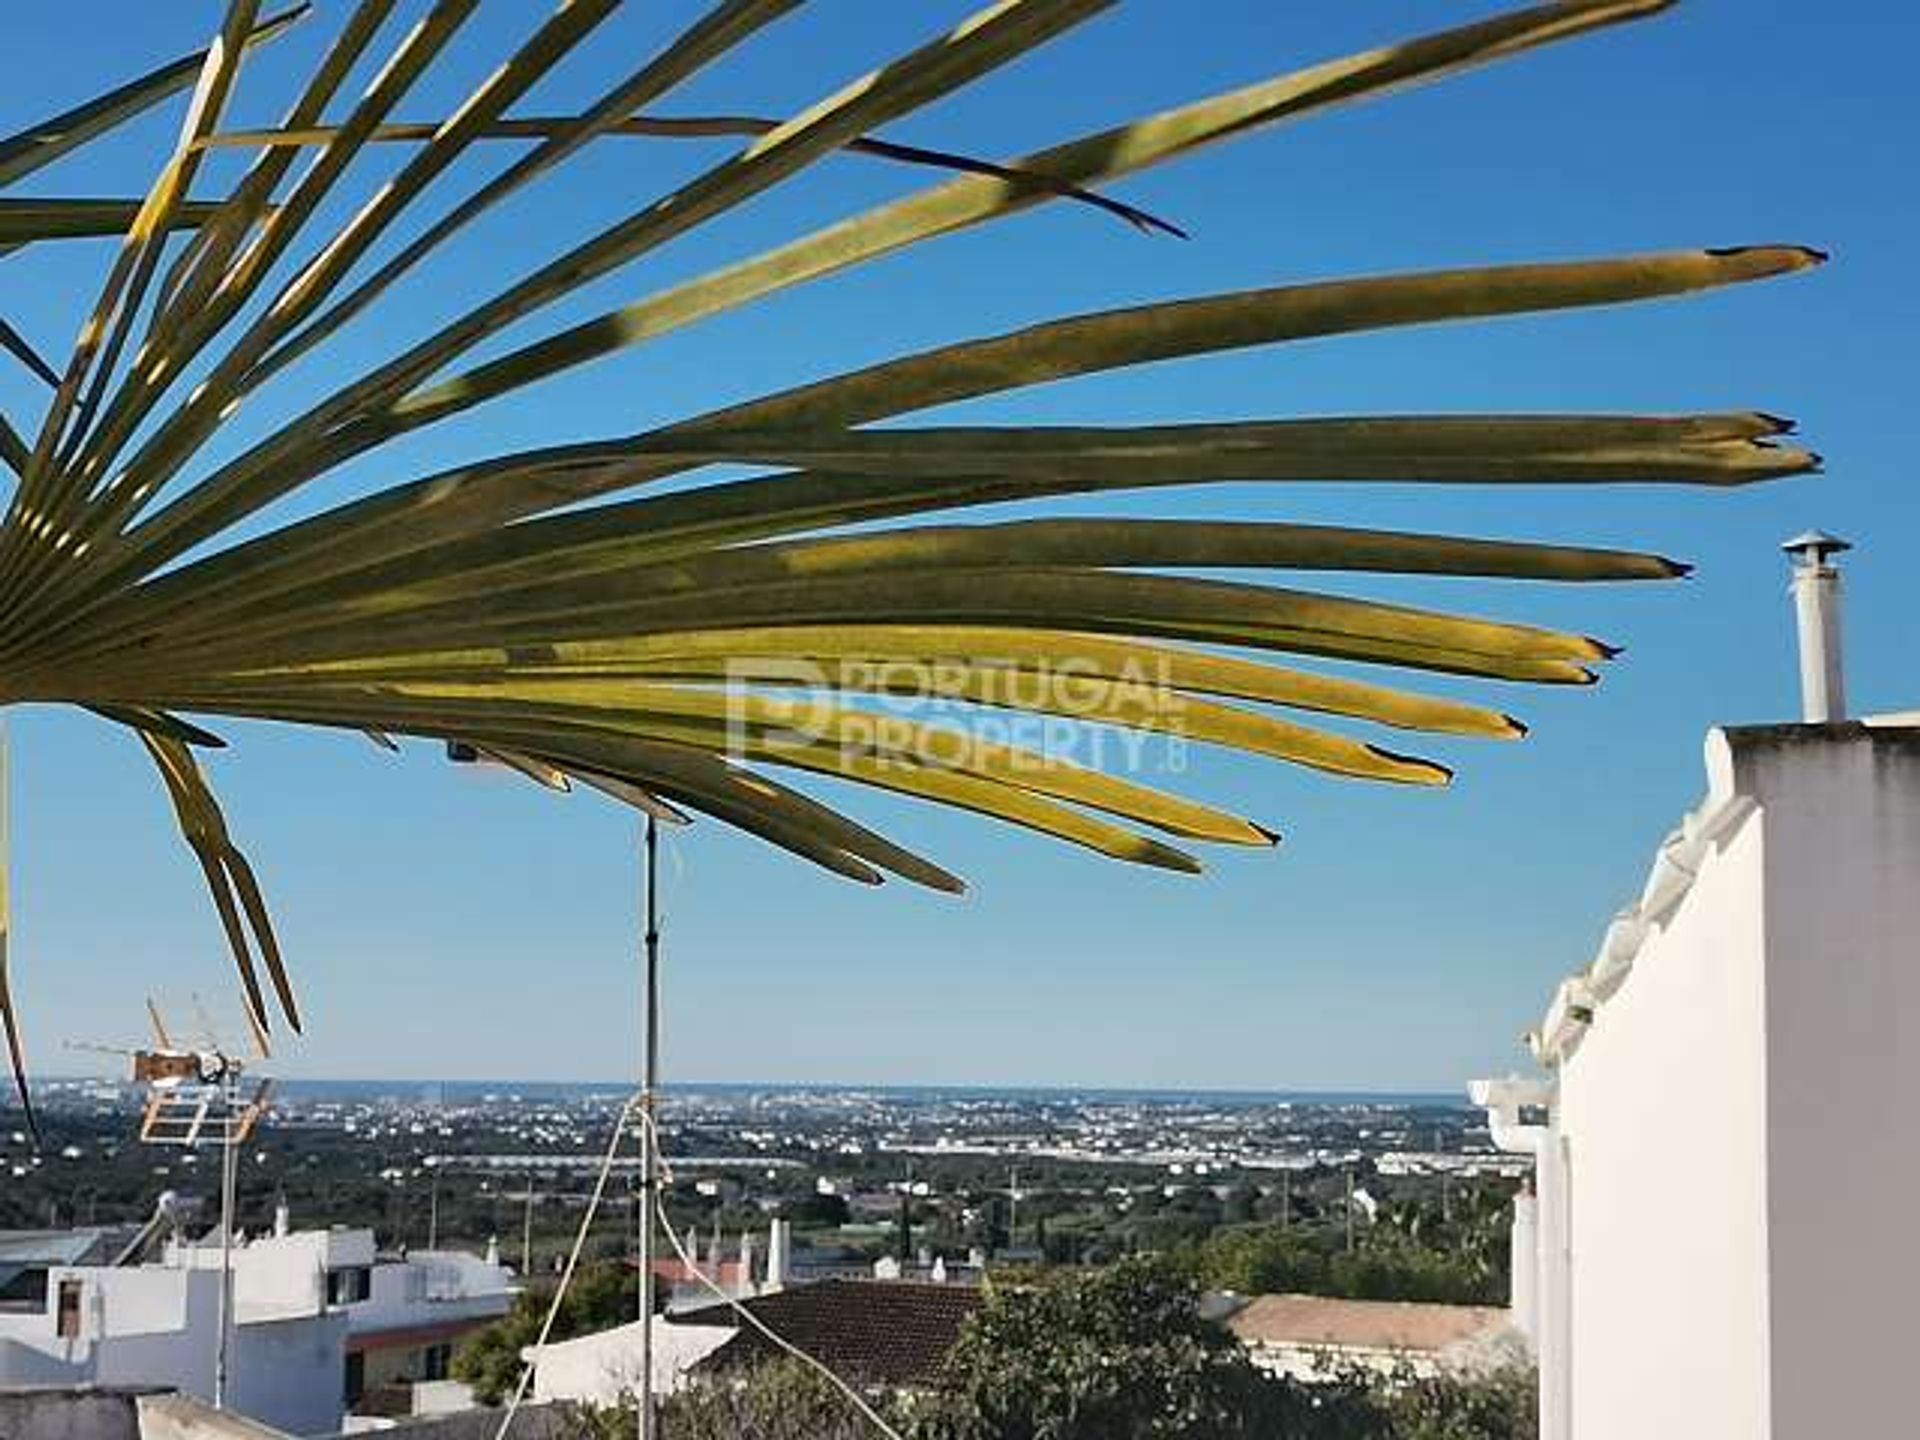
[0,0,1824,1103]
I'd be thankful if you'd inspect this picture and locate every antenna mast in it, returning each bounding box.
[95,1003,273,1412]
[638,812,661,1440]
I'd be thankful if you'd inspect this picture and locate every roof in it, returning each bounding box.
[0,1227,140,1292]
[675,1279,982,1386]
[0,1228,133,1266]
[1227,1294,1506,1354]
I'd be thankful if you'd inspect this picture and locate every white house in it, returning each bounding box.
[1474,537,1919,1440]
[0,1209,516,1433]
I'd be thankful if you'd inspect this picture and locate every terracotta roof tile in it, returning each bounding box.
[675,1279,982,1386]
[1227,1294,1507,1353]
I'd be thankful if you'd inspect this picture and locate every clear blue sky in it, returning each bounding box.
[3,2,1913,1091]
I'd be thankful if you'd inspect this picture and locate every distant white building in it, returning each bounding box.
[1472,536,1920,1440]
[0,1209,515,1433]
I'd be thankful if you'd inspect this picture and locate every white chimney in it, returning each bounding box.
[1783,531,1852,722]
[272,1197,291,1238]
[737,1231,755,1297]
[484,1235,500,1268]
[765,1219,790,1293]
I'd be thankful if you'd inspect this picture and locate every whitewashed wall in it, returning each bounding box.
[1537,722,1920,1440]
[1741,726,1920,1437]
[1553,783,1772,1440]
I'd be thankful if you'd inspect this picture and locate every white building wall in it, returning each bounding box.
[529,1316,733,1405]
[1740,728,1920,1438]
[352,1250,515,1337]
[1507,721,1920,1440]
[1554,800,1772,1440]
[0,1226,507,1434]
[0,1266,345,1435]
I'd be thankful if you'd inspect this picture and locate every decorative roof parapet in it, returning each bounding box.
[1526,727,1765,1070]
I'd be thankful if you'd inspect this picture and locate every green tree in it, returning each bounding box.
[918,1257,1314,1440]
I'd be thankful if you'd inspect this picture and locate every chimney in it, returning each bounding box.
[272,1196,291,1238]
[765,1219,790,1293]
[737,1231,755,1297]
[1783,531,1852,722]
[484,1235,500,1268]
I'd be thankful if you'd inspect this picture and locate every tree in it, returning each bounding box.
[0,2,1821,1105]
[919,1256,1309,1439]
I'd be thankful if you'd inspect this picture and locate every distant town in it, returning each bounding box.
[4,1080,1523,1271]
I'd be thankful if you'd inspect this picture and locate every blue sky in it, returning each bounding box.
[3,1,1913,1091]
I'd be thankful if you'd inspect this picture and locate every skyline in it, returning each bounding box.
[5,1,1916,1093]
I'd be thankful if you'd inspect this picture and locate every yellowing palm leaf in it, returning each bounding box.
[0,0,1821,1099]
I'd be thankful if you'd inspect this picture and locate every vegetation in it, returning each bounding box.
[919,1257,1296,1438]
[0,2,1820,1106]
[1183,1189,1512,1306]
[656,1366,915,1440]
[561,1259,1537,1439]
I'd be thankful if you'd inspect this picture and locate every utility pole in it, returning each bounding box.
[1280,1169,1290,1230]
[214,1072,240,1409]
[428,1173,440,1250]
[637,814,661,1440]
[1009,1166,1019,1252]
[521,1187,533,1276]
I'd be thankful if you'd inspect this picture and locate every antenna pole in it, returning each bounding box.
[215,1070,239,1409]
[638,812,660,1440]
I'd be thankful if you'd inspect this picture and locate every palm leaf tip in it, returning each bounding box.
[1367,747,1453,786]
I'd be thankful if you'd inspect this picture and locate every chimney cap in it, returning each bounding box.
[1782,529,1852,564]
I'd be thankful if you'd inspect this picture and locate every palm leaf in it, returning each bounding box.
[0,6,306,189]
[0,0,1824,1104]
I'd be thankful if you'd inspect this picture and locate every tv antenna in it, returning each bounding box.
[67,996,274,1411]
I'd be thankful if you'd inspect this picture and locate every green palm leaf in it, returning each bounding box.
[0,0,1823,1098]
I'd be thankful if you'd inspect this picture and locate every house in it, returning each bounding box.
[529,1278,982,1404]
[1225,1293,1515,1379]
[1472,537,1920,1440]
[0,1204,515,1434]
[691,1278,983,1387]
[336,1238,517,1406]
